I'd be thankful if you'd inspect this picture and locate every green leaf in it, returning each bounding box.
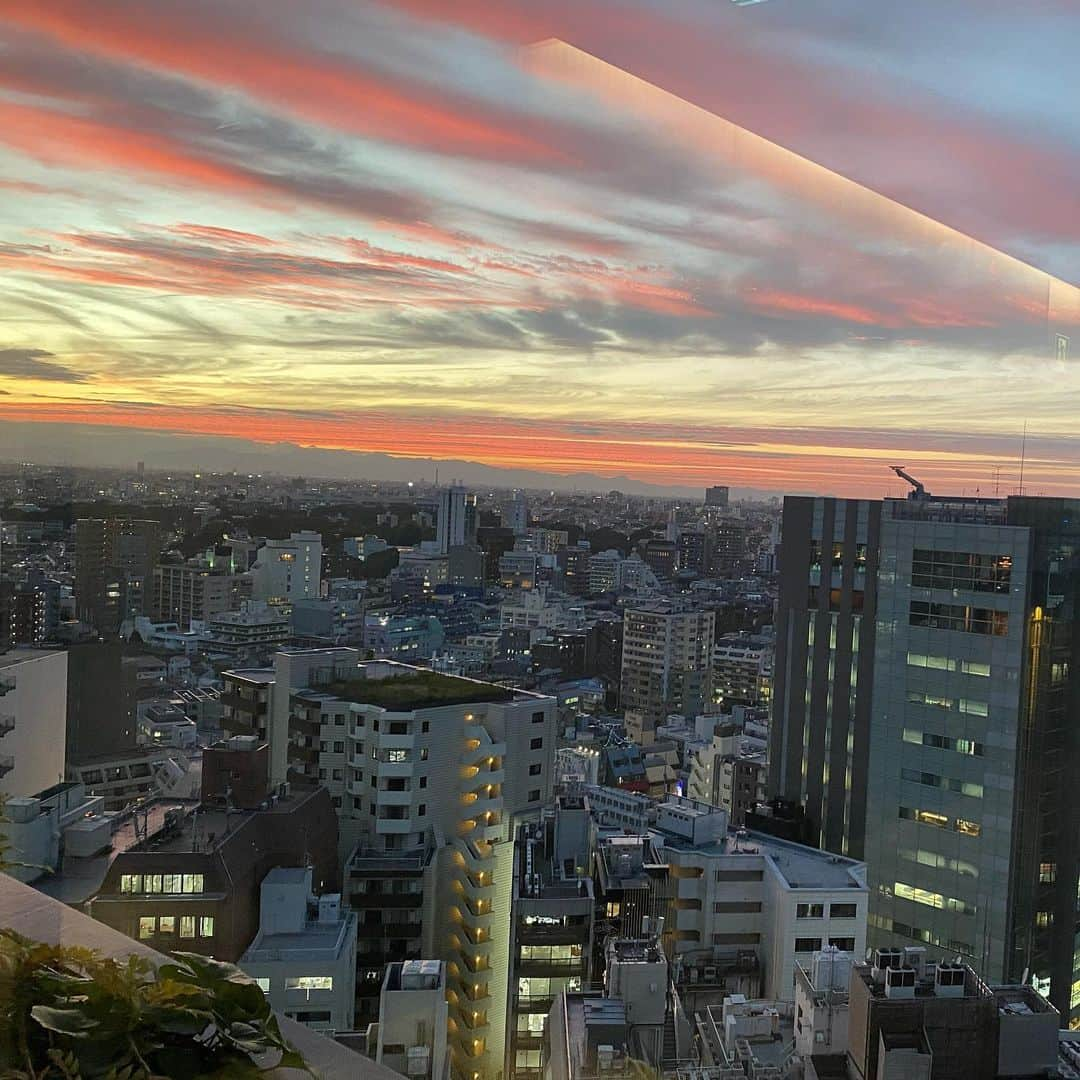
[30,1004,99,1037]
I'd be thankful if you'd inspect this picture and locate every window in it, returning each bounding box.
[712,933,761,945]
[911,549,1011,594]
[901,769,983,799]
[333,741,344,754]
[138,917,155,939]
[902,729,984,756]
[529,763,542,775]
[909,600,1008,636]
[532,711,546,724]
[318,768,327,780]
[829,937,856,951]
[794,937,822,953]
[332,768,343,781]
[421,721,430,733]
[179,916,196,938]
[199,916,215,937]
[830,903,858,919]
[418,804,426,816]
[181,874,204,894]
[420,748,428,761]
[255,978,271,993]
[530,737,543,750]
[144,874,162,893]
[419,775,427,788]
[714,901,762,914]
[285,976,333,991]
[294,1010,332,1023]
[386,749,409,763]
[528,789,541,802]
[605,902,621,918]
[158,916,176,934]
[797,903,824,919]
[894,881,975,916]
[162,874,183,893]
[120,874,142,893]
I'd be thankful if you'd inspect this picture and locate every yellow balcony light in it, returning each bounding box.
[462,792,478,804]
[466,739,481,751]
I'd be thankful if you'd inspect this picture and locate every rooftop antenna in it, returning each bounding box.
[1018,421,1028,496]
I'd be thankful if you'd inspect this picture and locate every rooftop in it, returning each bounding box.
[243,914,354,965]
[0,648,60,670]
[324,670,516,711]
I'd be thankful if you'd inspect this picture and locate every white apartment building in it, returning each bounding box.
[436,487,477,554]
[0,649,67,799]
[258,650,557,1078]
[654,796,868,1004]
[374,960,450,1080]
[250,531,323,609]
[499,589,581,635]
[240,867,357,1034]
[202,602,290,655]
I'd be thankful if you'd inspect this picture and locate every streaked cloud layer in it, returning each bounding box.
[1,0,1077,495]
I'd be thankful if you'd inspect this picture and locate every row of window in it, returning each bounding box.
[795,936,856,953]
[893,881,975,916]
[796,902,859,920]
[519,945,582,963]
[906,691,988,717]
[121,873,204,895]
[138,915,214,939]
[906,652,991,677]
[909,601,1008,637]
[899,805,981,836]
[869,912,973,958]
[899,847,978,879]
[809,540,869,571]
[901,769,983,799]
[911,549,1012,594]
[902,729,984,756]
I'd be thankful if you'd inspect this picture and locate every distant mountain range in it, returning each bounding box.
[0,418,784,500]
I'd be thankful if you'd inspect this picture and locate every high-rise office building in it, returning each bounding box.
[770,497,882,859]
[436,487,477,555]
[75,518,162,634]
[503,493,529,537]
[621,602,715,742]
[772,490,1080,1022]
[705,485,730,508]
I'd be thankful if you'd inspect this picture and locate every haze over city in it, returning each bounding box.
[1,0,1078,496]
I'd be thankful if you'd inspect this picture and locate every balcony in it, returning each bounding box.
[0,713,14,737]
[350,890,424,909]
[0,755,13,778]
[0,675,14,696]
[375,759,413,779]
[349,842,433,874]
[375,788,413,807]
[375,732,415,751]
[375,817,415,835]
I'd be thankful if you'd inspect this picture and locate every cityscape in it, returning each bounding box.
[1,2,1079,1080]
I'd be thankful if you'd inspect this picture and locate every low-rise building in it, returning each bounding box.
[240,867,357,1034]
[372,960,450,1080]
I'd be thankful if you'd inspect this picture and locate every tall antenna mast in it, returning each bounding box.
[1018,422,1028,496]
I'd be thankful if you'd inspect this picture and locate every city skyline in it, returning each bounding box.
[1,1,1078,498]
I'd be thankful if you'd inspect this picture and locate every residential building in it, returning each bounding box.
[373,961,450,1080]
[621,602,715,742]
[152,559,250,629]
[705,486,730,508]
[291,597,365,646]
[504,494,529,537]
[363,614,445,661]
[240,867,358,1034]
[687,724,767,826]
[136,700,198,749]
[259,652,558,1076]
[0,649,67,798]
[251,531,323,609]
[641,538,678,582]
[75,517,162,633]
[436,486,477,554]
[713,632,773,710]
[202,602,291,656]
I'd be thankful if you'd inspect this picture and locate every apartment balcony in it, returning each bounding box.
[355,921,423,941]
[0,675,14,696]
[375,817,415,835]
[454,839,495,874]
[347,779,368,797]
[375,789,413,807]
[461,765,505,790]
[349,842,433,875]
[375,732,415,751]
[0,713,14,737]
[350,890,423,909]
[0,755,14,778]
[374,760,414,779]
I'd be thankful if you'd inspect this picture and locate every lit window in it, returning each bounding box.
[179,916,196,938]
[158,916,176,934]
[182,874,204,894]
[199,916,215,937]
[255,978,271,993]
[285,976,333,991]
[138,917,156,939]
[121,874,142,894]
[163,874,182,893]
[144,874,163,893]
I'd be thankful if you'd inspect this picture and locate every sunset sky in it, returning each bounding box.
[1,0,1078,497]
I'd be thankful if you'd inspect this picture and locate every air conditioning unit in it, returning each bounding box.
[704,966,718,981]
[884,966,916,1000]
[902,946,927,981]
[872,948,903,985]
[597,1045,616,1072]
[934,963,966,998]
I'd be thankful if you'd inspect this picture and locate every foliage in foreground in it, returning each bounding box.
[0,932,308,1080]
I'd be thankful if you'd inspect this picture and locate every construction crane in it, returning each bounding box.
[890,465,928,500]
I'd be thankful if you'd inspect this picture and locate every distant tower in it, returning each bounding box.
[504,493,529,536]
[704,485,729,508]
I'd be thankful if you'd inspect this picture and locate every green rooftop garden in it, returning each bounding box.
[327,671,515,711]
